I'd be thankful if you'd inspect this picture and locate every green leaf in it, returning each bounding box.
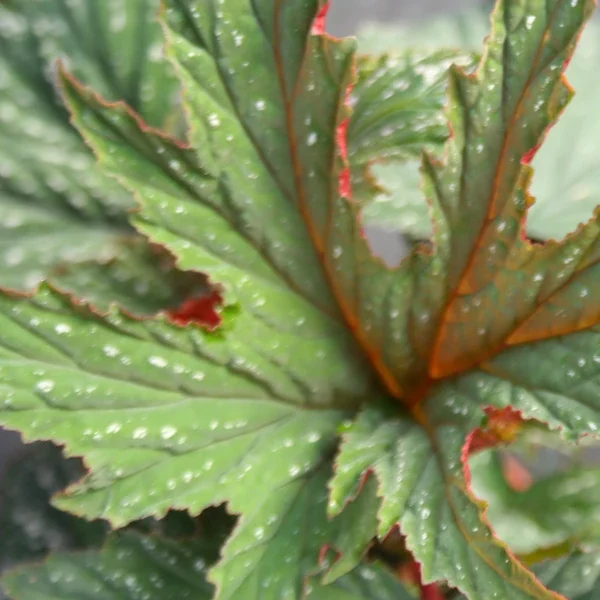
[211,468,378,599]
[331,345,600,598]
[2,530,406,600]
[2,531,217,600]
[453,548,600,600]
[0,0,178,127]
[452,330,600,439]
[383,0,599,384]
[579,585,600,600]
[349,50,476,166]
[353,10,488,241]
[60,0,405,400]
[330,400,561,599]
[0,284,377,597]
[0,284,355,518]
[306,562,414,600]
[348,49,477,235]
[0,0,178,292]
[356,12,600,242]
[0,442,106,575]
[0,145,129,292]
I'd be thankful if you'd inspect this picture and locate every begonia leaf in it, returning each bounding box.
[2,1,599,598]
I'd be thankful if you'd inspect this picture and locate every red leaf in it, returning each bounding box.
[167,291,221,328]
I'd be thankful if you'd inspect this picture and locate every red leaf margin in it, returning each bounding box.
[311,2,330,36]
[458,405,568,599]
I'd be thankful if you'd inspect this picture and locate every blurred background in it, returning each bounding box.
[328,0,489,35]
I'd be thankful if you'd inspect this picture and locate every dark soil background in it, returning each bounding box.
[0,0,489,515]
